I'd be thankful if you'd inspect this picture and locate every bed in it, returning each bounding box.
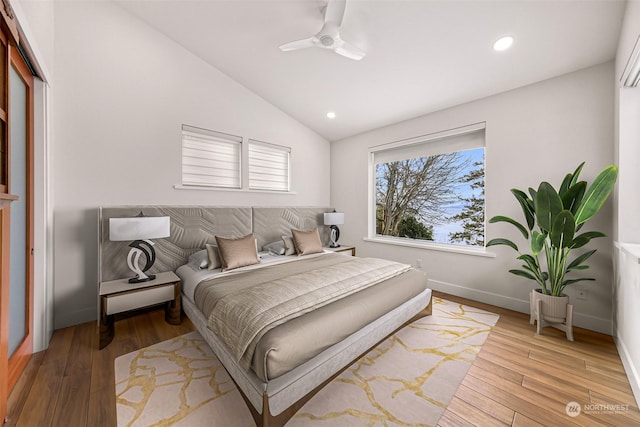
[98,206,432,426]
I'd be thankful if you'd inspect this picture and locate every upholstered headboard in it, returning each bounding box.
[252,207,332,249]
[98,206,333,282]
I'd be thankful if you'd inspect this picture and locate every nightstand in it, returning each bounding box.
[99,271,181,349]
[324,245,356,256]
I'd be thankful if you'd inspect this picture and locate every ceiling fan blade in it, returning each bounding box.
[335,41,366,60]
[279,37,317,52]
[324,0,346,27]
[280,0,365,60]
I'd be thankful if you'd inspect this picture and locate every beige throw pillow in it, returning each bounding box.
[205,244,222,270]
[282,235,297,256]
[215,234,260,271]
[291,228,323,256]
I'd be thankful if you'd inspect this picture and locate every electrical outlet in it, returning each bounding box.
[416,259,423,269]
[577,290,588,301]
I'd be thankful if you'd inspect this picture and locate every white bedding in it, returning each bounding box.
[176,251,332,302]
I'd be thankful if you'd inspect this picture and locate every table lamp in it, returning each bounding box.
[324,211,344,248]
[109,214,170,283]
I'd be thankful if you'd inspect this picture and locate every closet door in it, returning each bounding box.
[0,3,32,418]
[0,31,10,421]
[6,47,33,390]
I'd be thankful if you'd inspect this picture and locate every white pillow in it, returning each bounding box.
[205,244,222,270]
[281,235,297,256]
[187,249,209,270]
[263,240,286,255]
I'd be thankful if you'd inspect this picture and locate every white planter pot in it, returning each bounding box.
[531,289,568,323]
[529,289,574,341]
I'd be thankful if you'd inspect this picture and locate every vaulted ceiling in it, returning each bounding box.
[117,0,626,142]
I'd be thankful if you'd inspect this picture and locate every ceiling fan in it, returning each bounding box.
[279,0,366,61]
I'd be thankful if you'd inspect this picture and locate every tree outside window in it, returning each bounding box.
[375,148,485,247]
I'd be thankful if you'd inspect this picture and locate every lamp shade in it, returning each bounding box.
[109,216,170,241]
[324,212,344,226]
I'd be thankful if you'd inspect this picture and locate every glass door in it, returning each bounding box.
[6,46,33,393]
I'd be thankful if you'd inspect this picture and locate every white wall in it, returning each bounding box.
[52,1,330,328]
[15,0,54,81]
[331,62,615,334]
[613,0,640,408]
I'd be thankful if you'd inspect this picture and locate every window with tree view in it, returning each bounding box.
[373,126,485,248]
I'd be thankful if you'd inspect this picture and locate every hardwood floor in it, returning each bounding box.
[4,308,195,427]
[5,292,639,426]
[438,292,640,427]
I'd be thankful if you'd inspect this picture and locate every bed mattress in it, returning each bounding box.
[178,253,427,381]
[181,285,432,417]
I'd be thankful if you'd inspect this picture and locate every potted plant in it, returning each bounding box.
[486,162,618,340]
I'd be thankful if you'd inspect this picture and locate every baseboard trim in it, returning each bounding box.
[428,279,612,335]
[54,306,96,329]
[615,336,640,408]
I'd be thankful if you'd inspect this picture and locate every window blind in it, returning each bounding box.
[181,125,242,188]
[248,139,291,191]
[371,123,485,164]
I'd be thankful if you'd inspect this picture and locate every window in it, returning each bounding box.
[370,123,485,248]
[180,125,292,192]
[248,139,291,192]
[181,125,242,188]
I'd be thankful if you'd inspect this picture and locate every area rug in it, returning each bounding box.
[114,297,499,426]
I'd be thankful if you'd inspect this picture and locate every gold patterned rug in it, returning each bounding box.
[115,297,499,426]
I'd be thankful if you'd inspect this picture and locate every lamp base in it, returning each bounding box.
[126,240,157,284]
[329,225,341,248]
[129,274,156,284]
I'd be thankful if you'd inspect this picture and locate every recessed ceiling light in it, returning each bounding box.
[493,35,514,52]
[326,111,336,119]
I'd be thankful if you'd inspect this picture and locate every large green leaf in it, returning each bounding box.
[550,210,576,248]
[531,230,546,255]
[569,162,585,188]
[559,173,573,198]
[528,188,537,210]
[574,165,618,225]
[521,264,535,272]
[561,181,586,214]
[510,189,535,230]
[570,231,606,249]
[567,249,596,271]
[509,269,537,281]
[517,254,544,281]
[489,215,529,239]
[536,182,563,232]
[562,278,596,286]
[559,163,585,197]
[518,254,539,269]
[486,238,519,251]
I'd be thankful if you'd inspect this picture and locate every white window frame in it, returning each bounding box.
[248,139,291,192]
[181,125,242,189]
[177,125,294,194]
[366,122,494,257]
